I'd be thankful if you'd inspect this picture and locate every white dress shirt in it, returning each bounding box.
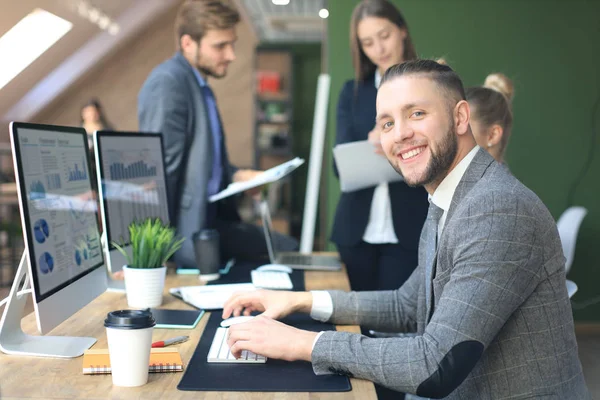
[310,146,481,348]
[429,146,480,237]
[362,70,399,244]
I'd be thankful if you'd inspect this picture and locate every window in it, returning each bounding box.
[0,9,72,90]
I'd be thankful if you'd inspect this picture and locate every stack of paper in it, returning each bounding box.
[171,283,256,310]
[333,140,403,192]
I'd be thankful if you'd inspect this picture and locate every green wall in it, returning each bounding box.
[325,0,600,321]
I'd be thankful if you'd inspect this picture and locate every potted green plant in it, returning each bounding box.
[113,218,185,308]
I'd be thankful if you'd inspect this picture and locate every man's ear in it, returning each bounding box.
[179,34,194,52]
[454,100,470,136]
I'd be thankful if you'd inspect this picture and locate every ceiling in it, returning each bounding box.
[0,0,323,127]
[0,0,178,123]
[239,0,326,43]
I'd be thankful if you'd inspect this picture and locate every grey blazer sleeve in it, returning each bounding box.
[138,71,189,223]
[325,263,422,333]
[312,190,549,398]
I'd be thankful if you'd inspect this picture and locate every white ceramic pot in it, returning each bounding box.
[123,265,167,308]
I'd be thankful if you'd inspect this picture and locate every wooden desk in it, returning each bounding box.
[0,268,376,399]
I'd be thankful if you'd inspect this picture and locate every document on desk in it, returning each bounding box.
[209,157,305,202]
[333,140,403,192]
[172,283,256,310]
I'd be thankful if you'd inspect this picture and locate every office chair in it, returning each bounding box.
[556,206,587,299]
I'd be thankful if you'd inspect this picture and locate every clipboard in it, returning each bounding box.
[333,141,403,192]
[209,157,304,202]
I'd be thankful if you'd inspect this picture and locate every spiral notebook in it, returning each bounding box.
[82,348,184,374]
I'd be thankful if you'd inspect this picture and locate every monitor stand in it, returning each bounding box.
[107,278,125,292]
[101,233,126,293]
[0,252,97,358]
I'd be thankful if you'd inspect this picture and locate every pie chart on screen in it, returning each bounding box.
[34,219,50,243]
[75,250,82,266]
[39,252,54,274]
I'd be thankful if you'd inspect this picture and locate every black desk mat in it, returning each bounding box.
[177,312,351,392]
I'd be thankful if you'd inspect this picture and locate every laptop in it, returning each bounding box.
[260,200,341,271]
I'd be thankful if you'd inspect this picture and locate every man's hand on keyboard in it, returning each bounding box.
[226,314,317,362]
[222,289,312,320]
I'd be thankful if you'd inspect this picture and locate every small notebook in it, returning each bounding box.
[82,348,184,375]
[150,308,205,329]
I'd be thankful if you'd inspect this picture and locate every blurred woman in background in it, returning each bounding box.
[466,73,515,163]
[331,0,428,294]
[80,98,114,146]
[80,98,114,236]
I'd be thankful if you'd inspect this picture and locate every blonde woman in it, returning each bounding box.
[466,73,514,162]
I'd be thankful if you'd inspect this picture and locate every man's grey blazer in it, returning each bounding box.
[313,149,590,399]
[138,52,239,268]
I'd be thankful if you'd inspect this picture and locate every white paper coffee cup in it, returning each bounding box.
[104,309,156,387]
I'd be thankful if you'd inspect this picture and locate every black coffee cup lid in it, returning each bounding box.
[104,309,156,330]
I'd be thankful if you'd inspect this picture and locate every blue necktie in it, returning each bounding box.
[424,201,444,318]
[202,84,222,196]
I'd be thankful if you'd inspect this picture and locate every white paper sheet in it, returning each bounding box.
[333,140,403,192]
[209,157,305,202]
[172,283,256,310]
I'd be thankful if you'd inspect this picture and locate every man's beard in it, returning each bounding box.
[195,49,227,79]
[389,124,458,188]
[197,64,226,79]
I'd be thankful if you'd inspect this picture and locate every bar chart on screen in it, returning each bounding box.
[65,156,88,182]
[101,146,169,244]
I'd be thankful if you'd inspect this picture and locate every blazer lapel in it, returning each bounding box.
[425,243,439,323]
[425,148,494,323]
[174,52,234,185]
[173,52,216,168]
[445,148,495,224]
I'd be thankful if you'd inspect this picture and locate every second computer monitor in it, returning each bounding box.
[94,131,169,275]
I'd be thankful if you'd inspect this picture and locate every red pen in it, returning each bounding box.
[152,335,189,348]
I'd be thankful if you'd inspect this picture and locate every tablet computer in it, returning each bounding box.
[150,308,205,329]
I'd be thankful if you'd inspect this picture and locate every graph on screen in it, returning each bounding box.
[100,138,169,246]
[110,160,157,180]
[15,126,104,297]
[29,180,46,200]
[65,156,88,182]
[45,173,62,191]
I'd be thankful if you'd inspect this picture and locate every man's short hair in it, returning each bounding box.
[381,59,466,109]
[175,0,240,47]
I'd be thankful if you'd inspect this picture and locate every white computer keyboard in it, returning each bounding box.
[251,270,293,290]
[207,327,267,363]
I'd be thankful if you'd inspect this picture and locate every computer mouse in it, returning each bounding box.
[256,264,292,273]
[220,315,255,328]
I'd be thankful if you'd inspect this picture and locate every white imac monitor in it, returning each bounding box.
[93,131,169,290]
[0,122,107,358]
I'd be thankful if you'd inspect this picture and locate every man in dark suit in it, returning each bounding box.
[138,0,297,268]
[221,60,590,399]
